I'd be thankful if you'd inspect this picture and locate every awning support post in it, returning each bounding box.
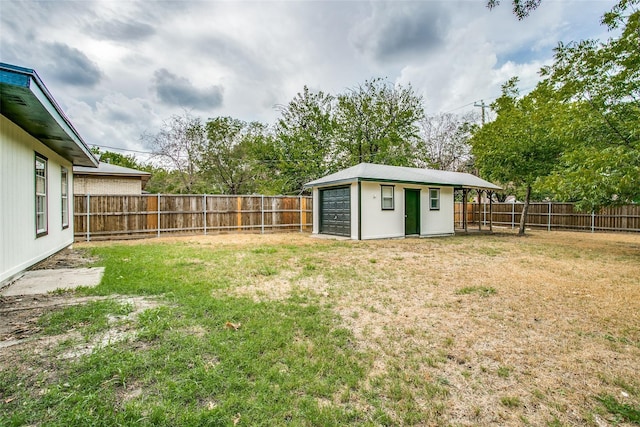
[462,189,468,232]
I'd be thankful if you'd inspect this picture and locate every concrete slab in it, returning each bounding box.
[309,234,351,241]
[0,268,105,296]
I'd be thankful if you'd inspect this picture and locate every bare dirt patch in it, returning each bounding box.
[31,246,98,270]
[0,293,160,381]
[0,294,107,344]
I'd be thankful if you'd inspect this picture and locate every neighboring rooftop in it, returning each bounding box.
[0,62,98,167]
[74,162,151,177]
[74,162,151,183]
[305,163,501,191]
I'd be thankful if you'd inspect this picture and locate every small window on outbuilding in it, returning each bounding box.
[381,185,394,210]
[35,153,48,237]
[429,188,440,210]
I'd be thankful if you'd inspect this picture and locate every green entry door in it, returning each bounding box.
[404,189,420,235]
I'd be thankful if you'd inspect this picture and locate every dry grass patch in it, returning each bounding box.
[198,230,639,426]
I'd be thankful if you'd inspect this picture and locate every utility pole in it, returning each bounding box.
[474,100,487,125]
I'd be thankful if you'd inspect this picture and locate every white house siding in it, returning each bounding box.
[359,182,454,239]
[1,115,74,284]
[312,187,319,235]
[350,183,359,239]
[360,181,405,239]
[420,186,455,236]
[74,176,142,195]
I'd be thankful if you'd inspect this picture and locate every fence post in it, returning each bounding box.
[157,193,161,238]
[203,194,207,235]
[511,203,515,230]
[272,198,277,231]
[237,196,242,231]
[86,194,90,242]
[261,195,265,234]
[591,210,595,233]
[300,195,303,233]
[548,202,552,231]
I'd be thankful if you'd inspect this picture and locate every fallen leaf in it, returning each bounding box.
[225,321,241,331]
[233,413,241,425]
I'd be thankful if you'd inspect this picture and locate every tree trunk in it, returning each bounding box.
[518,185,531,236]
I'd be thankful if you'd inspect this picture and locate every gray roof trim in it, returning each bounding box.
[312,178,357,188]
[0,63,99,167]
[74,162,151,182]
[359,177,457,187]
[305,163,502,191]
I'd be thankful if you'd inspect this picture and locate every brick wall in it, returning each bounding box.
[74,176,142,195]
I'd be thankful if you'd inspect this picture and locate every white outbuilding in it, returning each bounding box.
[305,163,501,240]
[1,63,98,284]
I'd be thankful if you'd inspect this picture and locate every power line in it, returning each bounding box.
[91,143,285,166]
[91,144,153,155]
[443,101,476,113]
[442,83,538,115]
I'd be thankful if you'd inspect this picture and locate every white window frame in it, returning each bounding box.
[61,166,69,229]
[35,153,48,237]
[381,185,394,210]
[429,188,440,211]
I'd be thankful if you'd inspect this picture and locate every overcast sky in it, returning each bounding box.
[1,0,616,162]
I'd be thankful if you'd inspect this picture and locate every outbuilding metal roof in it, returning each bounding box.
[0,63,98,167]
[305,163,501,190]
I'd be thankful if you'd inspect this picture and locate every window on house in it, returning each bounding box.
[61,167,69,229]
[381,185,394,210]
[429,188,440,210]
[35,154,48,237]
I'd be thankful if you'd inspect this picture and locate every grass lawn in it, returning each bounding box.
[1,230,639,426]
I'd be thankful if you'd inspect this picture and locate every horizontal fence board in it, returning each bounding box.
[454,202,639,233]
[74,194,313,241]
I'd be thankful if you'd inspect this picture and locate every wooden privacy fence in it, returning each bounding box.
[74,194,312,241]
[455,202,640,233]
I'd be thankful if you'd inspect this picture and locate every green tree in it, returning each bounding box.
[539,2,640,210]
[144,113,208,193]
[90,147,147,171]
[335,78,424,167]
[269,86,338,194]
[470,78,563,235]
[199,117,266,194]
[487,0,541,20]
[143,168,189,194]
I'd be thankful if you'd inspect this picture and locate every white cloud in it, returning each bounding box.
[63,93,162,160]
[1,0,618,160]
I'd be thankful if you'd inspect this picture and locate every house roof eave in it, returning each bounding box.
[0,63,99,167]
